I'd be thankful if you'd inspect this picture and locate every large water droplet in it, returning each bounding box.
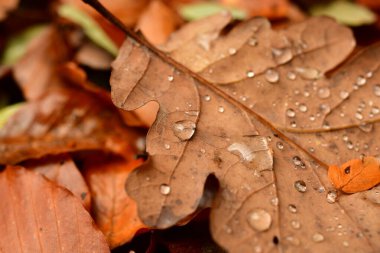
[299,104,308,112]
[160,184,171,195]
[247,209,272,232]
[318,87,331,99]
[294,180,307,193]
[326,190,338,204]
[356,76,366,86]
[228,47,237,55]
[272,47,293,64]
[265,69,280,83]
[295,67,320,80]
[173,120,196,141]
[286,108,296,118]
[374,84,380,97]
[246,70,255,78]
[312,233,324,242]
[291,220,301,229]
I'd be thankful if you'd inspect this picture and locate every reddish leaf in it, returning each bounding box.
[83,153,147,248]
[0,166,109,253]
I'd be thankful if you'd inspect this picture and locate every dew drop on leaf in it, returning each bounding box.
[312,233,324,242]
[248,37,257,46]
[286,108,296,118]
[287,71,296,80]
[173,120,196,141]
[318,87,331,99]
[295,67,320,80]
[247,209,272,232]
[326,190,338,204]
[160,184,171,195]
[167,75,174,82]
[339,90,349,99]
[218,106,225,113]
[288,204,297,213]
[291,220,301,229]
[272,47,293,64]
[356,75,366,86]
[373,84,380,97]
[294,180,307,193]
[276,142,284,150]
[164,143,171,150]
[246,70,255,78]
[228,47,237,55]
[298,104,308,112]
[265,69,280,83]
[203,95,211,101]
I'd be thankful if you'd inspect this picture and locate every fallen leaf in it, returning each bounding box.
[310,1,377,27]
[179,2,247,21]
[0,0,18,21]
[82,153,146,248]
[220,0,290,19]
[0,102,22,128]
[104,8,380,252]
[137,0,182,45]
[0,166,109,253]
[23,154,91,209]
[75,42,114,70]
[357,0,380,9]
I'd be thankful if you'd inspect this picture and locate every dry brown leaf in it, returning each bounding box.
[107,11,380,252]
[23,154,91,210]
[0,0,19,21]
[137,0,182,45]
[82,153,146,248]
[0,166,109,253]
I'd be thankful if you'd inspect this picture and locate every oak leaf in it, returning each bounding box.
[0,166,109,253]
[107,10,380,253]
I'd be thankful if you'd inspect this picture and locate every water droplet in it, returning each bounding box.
[287,71,296,80]
[200,148,206,154]
[342,135,349,142]
[295,67,320,80]
[366,71,373,78]
[164,143,171,150]
[203,95,211,101]
[299,104,308,112]
[318,87,331,99]
[246,70,255,78]
[265,69,280,83]
[320,104,331,114]
[309,115,316,121]
[272,47,293,64]
[228,143,254,162]
[276,142,284,150]
[339,91,349,99]
[248,37,258,46]
[371,106,380,114]
[355,112,363,120]
[294,180,307,193]
[160,184,171,195]
[167,75,174,82]
[359,123,373,133]
[346,141,354,150]
[254,246,262,253]
[173,120,196,141]
[218,106,225,113]
[228,47,237,55]
[356,76,366,86]
[291,220,301,229]
[286,236,300,246]
[312,233,324,242]
[271,197,279,206]
[343,241,349,247]
[374,84,380,96]
[326,190,338,204]
[290,121,297,128]
[286,108,296,118]
[309,147,315,153]
[292,156,302,166]
[304,91,310,97]
[247,209,272,232]
[288,204,297,213]
[318,186,325,192]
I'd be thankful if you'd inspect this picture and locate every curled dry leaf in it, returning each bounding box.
[23,154,91,210]
[82,153,146,248]
[0,166,109,253]
[109,11,380,252]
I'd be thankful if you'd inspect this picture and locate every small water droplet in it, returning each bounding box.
[356,76,366,86]
[346,141,354,150]
[343,241,349,247]
[339,91,349,99]
[248,37,258,46]
[295,67,320,80]
[320,104,331,114]
[292,156,302,166]
[254,246,262,253]
[299,104,308,112]
[173,120,196,141]
[286,236,300,246]
[359,123,373,133]
[309,147,315,153]
[287,71,296,80]
[200,148,206,154]
[318,186,325,192]
[271,197,279,206]
[276,142,284,150]
[167,75,174,82]
[272,47,293,64]
[290,121,297,128]
[288,204,297,213]
[326,190,338,204]
[246,70,255,78]
[164,143,171,150]
[228,47,237,55]
[374,84,380,96]
[265,69,280,83]
[218,106,225,113]
[355,112,363,120]
[318,87,331,99]
[366,71,373,78]
[160,184,171,195]
[203,95,211,101]
[309,115,315,121]
[371,106,380,114]
[294,180,307,193]
[304,91,310,97]
[342,135,349,142]
[291,220,301,229]
[312,233,324,242]
[247,209,272,232]
[286,108,296,118]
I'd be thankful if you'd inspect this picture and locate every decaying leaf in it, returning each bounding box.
[107,10,380,252]
[23,154,91,209]
[82,153,146,248]
[0,166,109,253]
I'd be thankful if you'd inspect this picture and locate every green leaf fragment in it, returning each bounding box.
[1,25,47,66]
[58,4,118,56]
[0,103,23,129]
[310,1,376,27]
[179,2,247,21]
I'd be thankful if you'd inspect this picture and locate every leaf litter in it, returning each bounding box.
[95,3,380,252]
